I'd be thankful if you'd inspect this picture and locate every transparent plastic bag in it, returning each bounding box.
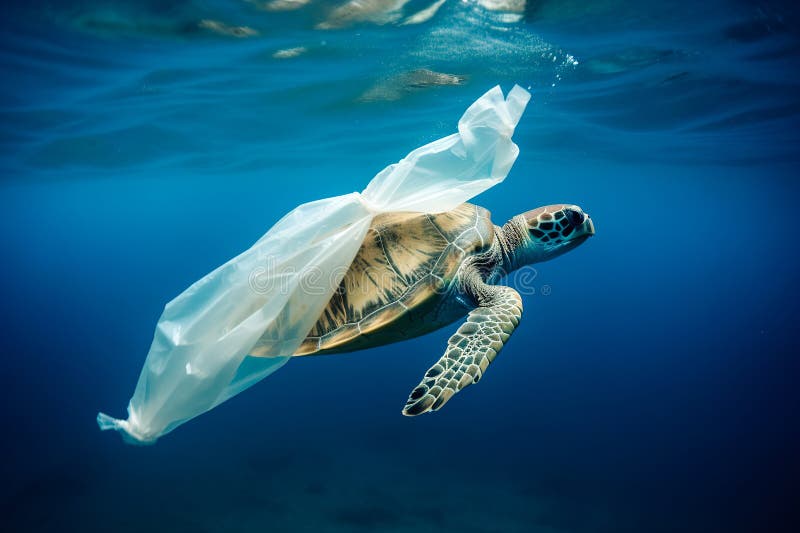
[97,85,531,444]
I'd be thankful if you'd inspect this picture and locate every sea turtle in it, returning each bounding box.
[294,202,594,415]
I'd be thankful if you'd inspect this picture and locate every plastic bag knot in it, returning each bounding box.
[355,192,382,214]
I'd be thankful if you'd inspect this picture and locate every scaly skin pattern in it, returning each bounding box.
[400,205,594,415]
[402,266,523,415]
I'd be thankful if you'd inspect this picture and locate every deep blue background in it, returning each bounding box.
[1,1,798,532]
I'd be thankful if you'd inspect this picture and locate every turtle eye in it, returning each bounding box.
[564,208,584,227]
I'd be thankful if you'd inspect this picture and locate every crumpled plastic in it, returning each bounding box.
[97,84,531,444]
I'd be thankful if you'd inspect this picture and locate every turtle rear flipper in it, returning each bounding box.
[403,279,522,416]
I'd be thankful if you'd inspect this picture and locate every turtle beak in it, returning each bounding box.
[584,216,595,236]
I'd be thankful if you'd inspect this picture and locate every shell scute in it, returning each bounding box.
[295,203,495,355]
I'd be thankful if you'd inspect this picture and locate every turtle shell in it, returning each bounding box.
[294,203,495,356]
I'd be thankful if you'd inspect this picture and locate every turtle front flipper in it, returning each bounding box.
[402,281,523,416]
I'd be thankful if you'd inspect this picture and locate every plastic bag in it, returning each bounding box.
[97,84,531,444]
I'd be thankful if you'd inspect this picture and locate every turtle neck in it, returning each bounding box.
[495,215,530,275]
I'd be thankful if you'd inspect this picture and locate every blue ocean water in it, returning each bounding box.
[1,1,798,531]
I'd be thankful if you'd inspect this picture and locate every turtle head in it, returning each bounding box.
[506,204,594,269]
